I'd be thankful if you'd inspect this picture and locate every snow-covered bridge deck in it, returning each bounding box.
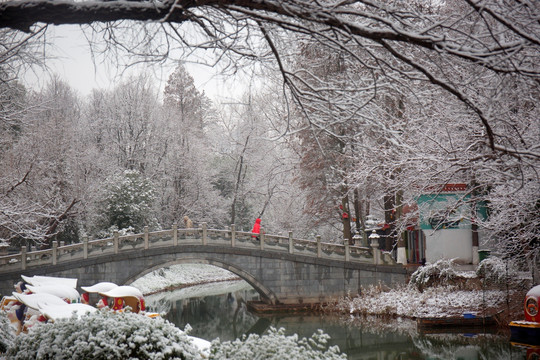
[0,225,406,305]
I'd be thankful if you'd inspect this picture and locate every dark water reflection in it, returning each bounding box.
[145,280,531,360]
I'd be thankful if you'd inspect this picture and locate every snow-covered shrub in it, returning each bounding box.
[7,310,203,360]
[209,327,346,360]
[476,256,518,287]
[409,259,463,291]
[0,313,15,354]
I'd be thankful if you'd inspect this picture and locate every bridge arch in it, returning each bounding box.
[123,257,278,304]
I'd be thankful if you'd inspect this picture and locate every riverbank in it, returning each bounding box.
[133,258,531,327]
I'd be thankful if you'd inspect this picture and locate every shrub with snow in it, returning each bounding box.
[409,259,463,291]
[476,256,518,286]
[209,327,346,360]
[0,313,15,354]
[7,310,204,360]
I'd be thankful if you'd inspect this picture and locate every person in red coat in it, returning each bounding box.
[251,218,261,240]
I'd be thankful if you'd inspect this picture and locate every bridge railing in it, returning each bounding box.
[0,223,396,273]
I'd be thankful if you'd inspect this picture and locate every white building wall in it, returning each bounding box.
[424,228,473,264]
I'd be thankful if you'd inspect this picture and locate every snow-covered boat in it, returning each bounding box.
[81,281,118,308]
[21,275,77,289]
[509,285,540,346]
[26,284,80,303]
[98,285,158,318]
[39,303,97,322]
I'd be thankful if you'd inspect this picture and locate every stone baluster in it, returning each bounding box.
[231,224,236,247]
[202,223,207,245]
[114,230,119,254]
[83,236,88,259]
[173,222,178,246]
[144,226,149,250]
[288,231,294,254]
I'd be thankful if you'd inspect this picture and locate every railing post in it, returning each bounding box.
[59,241,65,256]
[144,226,149,250]
[52,241,58,265]
[21,246,27,270]
[344,239,350,262]
[114,231,119,254]
[316,235,321,258]
[172,222,178,246]
[369,230,380,265]
[83,236,88,259]
[202,222,207,245]
[288,231,294,254]
[260,227,265,250]
[231,224,236,247]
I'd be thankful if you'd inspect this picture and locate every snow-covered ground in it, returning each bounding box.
[131,264,241,295]
[331,285,509,318]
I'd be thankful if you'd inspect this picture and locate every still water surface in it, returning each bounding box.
[145,280,531,359]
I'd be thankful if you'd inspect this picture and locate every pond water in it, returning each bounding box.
[145,280,531,360]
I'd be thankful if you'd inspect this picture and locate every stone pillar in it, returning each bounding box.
[114,231,119,254]
[173,222,178,246]
[344,239,350,262]
[202,223,207,245]
[396,234,407,265]
[21,246,27,270]
[369,231,380,265]
[52,242,57,266]
[83,236,88,259]
[144,226,149,250]
[288,231,294,254]
[316,235,322,258]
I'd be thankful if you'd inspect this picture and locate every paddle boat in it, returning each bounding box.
[81,282,118,308]
[98,285,158,318]
[509,284,540,346]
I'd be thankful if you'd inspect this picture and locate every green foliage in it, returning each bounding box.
[209,327,346,360]
[7,311,203,360]
[95,170,157,236]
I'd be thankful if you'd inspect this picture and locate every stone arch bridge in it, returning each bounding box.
[0,225,407,305]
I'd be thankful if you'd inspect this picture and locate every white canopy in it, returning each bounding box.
[40,303,96,321]
[21,275,78,289]
[13,292,67,310]
[81,282,118,294]
[26,284,80,302]
[99,285,143,299]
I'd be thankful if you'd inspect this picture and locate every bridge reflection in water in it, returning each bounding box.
[145,280,525,360]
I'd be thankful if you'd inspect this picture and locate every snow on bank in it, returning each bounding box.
[333,285,509,318]
[131,264,241,295]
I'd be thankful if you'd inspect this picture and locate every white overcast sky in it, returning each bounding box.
[23,25,245,102]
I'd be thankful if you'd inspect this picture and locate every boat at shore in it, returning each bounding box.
[509,284,540,346]
[417,312,500,329]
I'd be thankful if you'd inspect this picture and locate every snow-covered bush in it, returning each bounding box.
[7,310,204,359]
[209,327,346,360]
[0,313,15,354]
[476,256,518,287]
[409,259,464,292]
